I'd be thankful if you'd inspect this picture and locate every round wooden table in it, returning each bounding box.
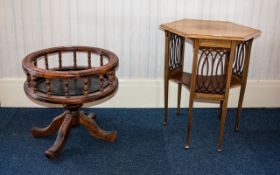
[22,46,119,159]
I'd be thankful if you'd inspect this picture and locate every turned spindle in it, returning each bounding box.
[64,79,69,97]
[58,52,62,69]
[73,51,77,68]
[34,60,37,67]
[99,74,104,91]
[111,70,115,81]
[83,78,89,96]
[27,74,31,87]
[109,71,113,86]
[46,79,51,96]
[87,51,91,68]
[100,55,104,66]
[44,54,49,70]
[32,76,38,93]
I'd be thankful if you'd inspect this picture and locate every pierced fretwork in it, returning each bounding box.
[196,48,230,94]
[233,41,247,78]
[169,33,184,71]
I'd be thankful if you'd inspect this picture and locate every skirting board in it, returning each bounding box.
[0,78,280,108]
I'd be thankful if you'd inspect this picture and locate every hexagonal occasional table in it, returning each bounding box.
[161,19,261,151]
[22,46,119,159]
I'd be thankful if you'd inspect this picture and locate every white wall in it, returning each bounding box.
[1,0,280,79]
[1,0,280,107]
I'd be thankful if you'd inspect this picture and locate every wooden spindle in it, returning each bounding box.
[34,59,37,67]
[46,79,51,96]
[73,51,77,68]
[112,70,115,81]
[111,70,115,81]
[100,55,104,66]
[83,78,89,95]
[31,76,38,93]
[87,51,91,68]
[64,79,69,97]
[58,52,62,68]
[27,74,31,87]
[99,74,104,91]
[109,71,114,86]
[44,54,49,70]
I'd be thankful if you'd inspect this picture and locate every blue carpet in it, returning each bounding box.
[0,108,279,175]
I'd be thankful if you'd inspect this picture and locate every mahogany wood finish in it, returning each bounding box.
[161,19,260,151]
[22,46,119,159]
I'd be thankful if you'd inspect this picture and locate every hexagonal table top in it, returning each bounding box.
[160,19,261,41]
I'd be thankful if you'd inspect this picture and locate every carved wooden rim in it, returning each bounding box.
[22,46,118,78]
[22,46,119,104]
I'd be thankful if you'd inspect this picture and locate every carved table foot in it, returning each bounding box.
[45,113,72,159]
[80,112,117,142]
[32,112,66,137]
[31,109,117,159]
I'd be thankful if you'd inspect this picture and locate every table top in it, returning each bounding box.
[160,19,261,41]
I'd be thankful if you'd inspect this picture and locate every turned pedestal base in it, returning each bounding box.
[31,105,117,159]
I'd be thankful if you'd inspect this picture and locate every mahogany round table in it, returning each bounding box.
[22,46,119,159]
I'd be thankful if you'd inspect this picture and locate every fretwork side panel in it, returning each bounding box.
[168,33,184,71]
[233,41,249,78]
[196,47,230,94]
